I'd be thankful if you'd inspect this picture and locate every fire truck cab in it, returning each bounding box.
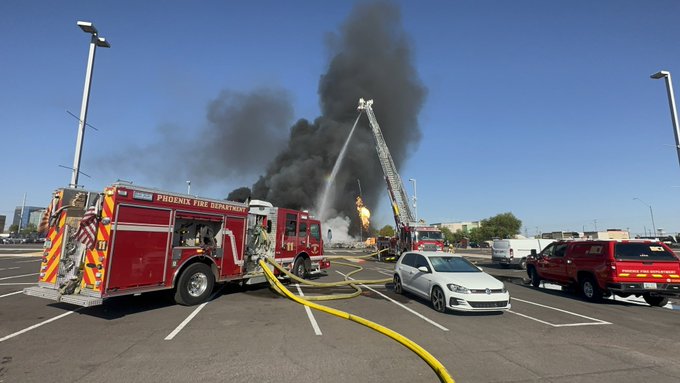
[24,183,328,307]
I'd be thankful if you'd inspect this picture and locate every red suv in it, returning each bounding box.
[526,240,680,306]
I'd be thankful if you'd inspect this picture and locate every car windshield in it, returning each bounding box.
[614,243,678,261]
[416,230,443,241]
[429,256,481,272]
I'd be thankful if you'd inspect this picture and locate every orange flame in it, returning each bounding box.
[355,196,371,230]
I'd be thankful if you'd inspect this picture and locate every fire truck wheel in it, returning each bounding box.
[174,263,214,306]
[293,258,307,279]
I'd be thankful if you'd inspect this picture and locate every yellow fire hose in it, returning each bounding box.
[258,256,455,383]
[265,250,392,301]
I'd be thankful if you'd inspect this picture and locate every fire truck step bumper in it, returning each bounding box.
[60,294,103,307]
[23,286,61,301]
[23,287,103,307]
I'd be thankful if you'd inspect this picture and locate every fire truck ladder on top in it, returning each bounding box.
[357,98,414,228]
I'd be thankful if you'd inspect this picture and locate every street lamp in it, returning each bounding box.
[70,21,110,188]
[408,178,417,222]
[650,70,680,169]
[186,180,191,195]
[633,197,657,238]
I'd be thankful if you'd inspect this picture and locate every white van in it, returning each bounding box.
[492,239,555,269]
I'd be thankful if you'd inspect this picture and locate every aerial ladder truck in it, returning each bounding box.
[357,98,444,257]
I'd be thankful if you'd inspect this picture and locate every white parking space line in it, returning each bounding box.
[372,268,394,277]
[165,290,221,340]
[296,284,322,336]
[14,259,42,263]
[0,267,20,271]
[509,297,611,327]
[0,309,81,343]
[335,271,449,331]
[0,291,23,299]
[0,273,39,281]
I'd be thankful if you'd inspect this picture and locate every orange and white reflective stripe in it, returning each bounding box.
[40,205,67,285]
[81,194,113,292]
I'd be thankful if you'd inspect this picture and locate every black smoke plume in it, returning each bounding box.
[243,1,426,235]
[101,89,293,189]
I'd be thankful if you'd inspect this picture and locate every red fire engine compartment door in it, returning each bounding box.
[219,215,246,278]
[106,204,172,292]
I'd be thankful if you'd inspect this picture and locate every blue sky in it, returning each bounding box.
[2,0,680,237]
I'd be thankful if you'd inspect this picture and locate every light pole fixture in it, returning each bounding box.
[186,180,191,195]
[408,178,418,222]
[633,197,657,238]
[650,70,680,169]
[70,21,110,188]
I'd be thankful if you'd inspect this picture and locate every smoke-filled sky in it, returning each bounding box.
[4,1,680,236]
[102,1,425,235]
[246,2,425,234]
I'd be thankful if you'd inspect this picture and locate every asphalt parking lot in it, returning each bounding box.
[2,248,680,383]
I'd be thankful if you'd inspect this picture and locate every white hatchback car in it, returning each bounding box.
[394,251,511,313]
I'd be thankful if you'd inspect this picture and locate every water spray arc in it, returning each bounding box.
[317,113,363,222]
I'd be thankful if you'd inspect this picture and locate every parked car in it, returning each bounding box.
[393,251,510,313]
[526,240,680,306]
[492,239,555,270]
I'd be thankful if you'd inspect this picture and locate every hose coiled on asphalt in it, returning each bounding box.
[258,250,455,383]
[264,250,392,301]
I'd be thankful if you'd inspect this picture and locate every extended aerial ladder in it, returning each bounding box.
[357,98,414,229]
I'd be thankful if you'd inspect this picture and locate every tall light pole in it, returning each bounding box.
[70,21,110,188]
[651,71,680,169]
[408,178,417,222]
[633,197,657,238]
[186,180,191,195]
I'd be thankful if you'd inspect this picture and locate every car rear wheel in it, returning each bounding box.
[519,258,527,270]
[393,274,402,294]
[643,294,669,307]
[529,268,541,288]
[579,276,602,302]
[431,286,446,313]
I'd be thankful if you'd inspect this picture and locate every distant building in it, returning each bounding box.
[541,231,581,240]
[0,215,5,233]
[431,221,481,233]
[29,210,45,228]
[584,229,630,240]
[12,206,44,231]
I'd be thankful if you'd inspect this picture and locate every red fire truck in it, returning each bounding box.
[24,183,329,307]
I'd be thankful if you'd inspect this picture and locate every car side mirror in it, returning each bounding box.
[530,249,537,256]
[417,266,430,273]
